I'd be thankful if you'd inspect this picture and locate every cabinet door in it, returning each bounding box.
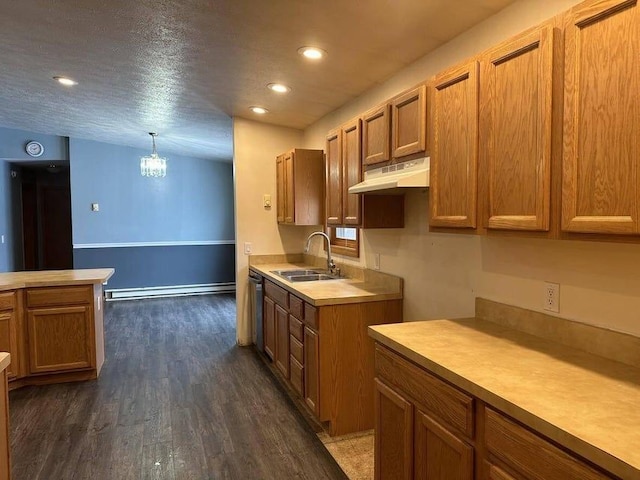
[303,326,320,417]
[374,379,413,480]
[484,462,518,480]
[481,26,555,231]
[430,61,479,229]
[274,304,289,378]
[326,130,343,225]
[263,296,276,360]
[27,306,93,374]
[562,0,640,234]
[0,370,9,480]
[342,119,362,225]
[0,311,18,380]
[284,152,295,224]
[414,410,473,480]
[392,84,427,159]
[363,104,391,166]
[276,154,286,224]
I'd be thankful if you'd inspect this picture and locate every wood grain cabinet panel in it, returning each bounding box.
[562,0,640,234]
[363,104,391,166]
[326,130,343,225]
[0,312,18,380]
[275,149,324,226]
[263,296,276,360]
[276,154,285,223]
[0,369,9,480]
[275,305,289,378]
[480,25,556,231]
[27,285,92,308]
[392,84,427,159]
[342,118,362,225]
[27,305,93,374]
[484,462,518,480]
[430,61,480,229]
[303,326,320,417]
[374,379,413,480]
[414,410,474,480]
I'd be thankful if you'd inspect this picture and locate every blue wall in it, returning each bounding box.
[69,138,235,289]
[0,161,11,272]
[0,126,68,161]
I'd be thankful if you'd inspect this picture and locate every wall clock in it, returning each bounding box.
[25,141,44,157]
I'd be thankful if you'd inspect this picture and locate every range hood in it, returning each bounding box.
[348,157,429,194]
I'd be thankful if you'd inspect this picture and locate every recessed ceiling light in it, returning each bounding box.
[249,106,268,114]
[267,83,291,93]
[53,76,78,86]
[298,46,326,60]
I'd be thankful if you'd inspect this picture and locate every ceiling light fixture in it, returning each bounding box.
[249,106,269,114]
[267,83,291,93]
[53,76,78,86]
[298,46,326,60]
[140,132,167,178]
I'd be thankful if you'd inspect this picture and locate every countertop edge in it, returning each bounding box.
[368,324,638,480]
[0,353,9,372]
[0,268,115,291]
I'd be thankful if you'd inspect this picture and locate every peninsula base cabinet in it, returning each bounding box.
[0,365,9,480]
[262,279,402,436]
[374,344,615,480]
[4,284,106,391]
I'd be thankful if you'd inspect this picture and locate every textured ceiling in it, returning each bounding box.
[0,0,515,161]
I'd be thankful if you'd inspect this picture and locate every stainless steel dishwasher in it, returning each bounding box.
[248,271,263,351]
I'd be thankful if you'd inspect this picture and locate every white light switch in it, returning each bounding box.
[91,203,100,212]
[244,242,252,255]
[263,194,272,208]
[0,235,4,244]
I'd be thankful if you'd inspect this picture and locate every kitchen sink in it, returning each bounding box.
[270,269,342,282]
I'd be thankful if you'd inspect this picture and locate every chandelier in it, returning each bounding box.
[140,132,167,177]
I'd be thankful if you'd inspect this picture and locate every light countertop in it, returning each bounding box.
[0,353,9,372]
[249,262,402,306]
[0,268,115,292]
[369,318,640,480]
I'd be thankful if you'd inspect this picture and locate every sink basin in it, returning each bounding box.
[270,269,324,276]
[287,274,339,282]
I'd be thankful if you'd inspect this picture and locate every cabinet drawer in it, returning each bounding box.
[304,303,318,330]
[375,344,474,438]
[290,335,303,364]
[289,295,304,319]
[484,408,609,480]
[289,315,304,342]
[265,280,288,309]
[27,286,92,308]
[0,291,16,311]
[290,356,304,396]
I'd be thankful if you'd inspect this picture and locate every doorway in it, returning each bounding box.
[15,163,73,270]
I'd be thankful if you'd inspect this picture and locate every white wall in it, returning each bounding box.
[302,0,640,337]
[233,118,317,344]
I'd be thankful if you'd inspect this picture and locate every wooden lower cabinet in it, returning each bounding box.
[0,368,9,480]
[303,326,320,417]
[274,304,289,378]
[414,410,473,480]
[0,312,18,381]
[263,296,276,360]
[374,344,616,480]
[27,305,93,374]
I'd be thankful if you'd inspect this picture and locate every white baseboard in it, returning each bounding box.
[105,282,236,301]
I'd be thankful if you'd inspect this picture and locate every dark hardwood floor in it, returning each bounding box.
[9,294,347,480]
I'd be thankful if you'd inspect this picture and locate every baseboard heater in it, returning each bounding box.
[105,282,236,301]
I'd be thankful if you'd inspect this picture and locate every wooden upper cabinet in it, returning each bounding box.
[284,153,295,224]
[480,25,556,232]
[326,130,343,225]
[391,84,427,159]
[362,104,391,166]
[430,61,480,229]
[275,149,324,226]
[276,154,285,223]
[562,0,640,234]
[342,119,362,225]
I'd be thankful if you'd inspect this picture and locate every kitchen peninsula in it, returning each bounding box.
[0,268,114,390]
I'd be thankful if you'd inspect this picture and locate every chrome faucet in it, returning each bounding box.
[304,231,336,274]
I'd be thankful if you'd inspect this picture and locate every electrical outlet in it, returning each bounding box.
[373,253,380,270]
[91,203,100,212]
[544,282,560,313]
[244,242,252,255]
[263,194,272,208]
